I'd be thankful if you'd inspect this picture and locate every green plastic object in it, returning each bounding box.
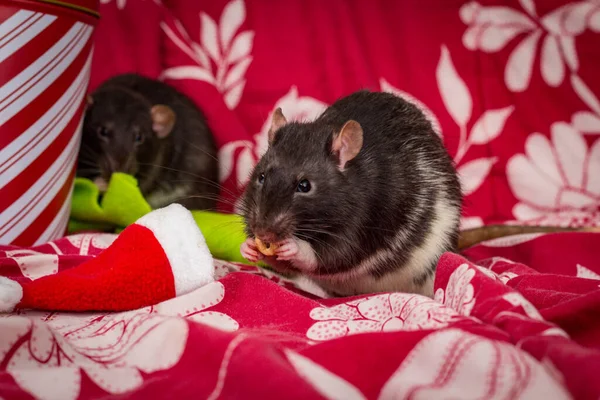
[68,172,248,263]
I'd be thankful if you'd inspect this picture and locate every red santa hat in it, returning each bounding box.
[0,204,215,312]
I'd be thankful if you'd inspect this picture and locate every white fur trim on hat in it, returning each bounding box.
[136,203,214,295]
[0,276,23,313]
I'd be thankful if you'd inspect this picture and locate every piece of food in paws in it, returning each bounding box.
[255,237,278,256]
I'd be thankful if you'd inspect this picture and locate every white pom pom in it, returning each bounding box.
[0,276,23,312]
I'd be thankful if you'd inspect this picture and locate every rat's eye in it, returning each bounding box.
[134,133,143,144]
[258,173,265,184]
[97,126,109,139]
[297,179,311,193]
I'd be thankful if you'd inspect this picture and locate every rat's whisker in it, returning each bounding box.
[171,194,239,210]
[182,139,220,164]
[297,228,368,257]
[137,162,240,199]
[156,178,240,199]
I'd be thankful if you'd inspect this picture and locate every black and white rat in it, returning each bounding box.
[77,73,219,210]
[239,90,462,297]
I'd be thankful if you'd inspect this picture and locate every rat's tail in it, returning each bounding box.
[458,224,600,250]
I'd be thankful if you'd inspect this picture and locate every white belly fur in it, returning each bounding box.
[311,194,460,297]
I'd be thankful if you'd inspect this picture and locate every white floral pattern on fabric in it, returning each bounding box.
[378,328,571,400]
[2,282,237,400]
[306,294,461,341]
[484,257,522,283]
[460,0,600,135]
[434,263,477,316]
[459,216,484,230]
[65,233,117,255]
[285,350,367,400]
[2,249,59,280]
[507,122,600,226]
[460,1,600,91]
[576,264,600,280]
[496,293,570,338]
[161,0,254,109]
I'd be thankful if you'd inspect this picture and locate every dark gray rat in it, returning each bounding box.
[239,90,462,297]
[77,73,219,210]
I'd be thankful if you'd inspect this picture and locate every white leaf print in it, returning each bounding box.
[224,79,245,109]
[285,350,367,400]
[505,30,542,92]
[541,36,564,87]
[551,122,586,188]
[458,2,479,24]
[502,292,544,320]
[12,368,81,400]
[462,25,484,50]
[576,264,600,280]
[469,106,514,145]
[458,157,497,196]
[8,254,59,280]
[479,25,528,52]
[470,5,536,26]
[189,311,239,332]
[460,216,484,230]
[519,0,537,16]
[83,366,143,394]
[591,11,600,32]
[219,0,246,50]
[161,66,215,84]
[217,142,239,183]
[507,154,560,209]
[434,263,476,316]
[224,56,253,90]
[378,329,571,400]
[572,111,600,133]
[542,3,589,36]
[120,319,188,373]
[587,140,600,195]
[236,146,255,186]
[191,42,211,70]
[200,12,220,61]
[436,45,472,127]
[571,74,600,115]
[217,139,253,183]
[559,36,578,72]
[524,134,562,186]
[226,31,254,64]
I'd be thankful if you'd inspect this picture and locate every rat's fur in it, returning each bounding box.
[78,73,219,210]
[240,90,462,297]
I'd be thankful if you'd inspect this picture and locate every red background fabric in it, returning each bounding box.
[89,0,600,229]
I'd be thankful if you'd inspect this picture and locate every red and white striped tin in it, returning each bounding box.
[0,0,99,246]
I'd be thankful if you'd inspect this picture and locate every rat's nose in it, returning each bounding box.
[93,177,108,193]
[254,230,277,244]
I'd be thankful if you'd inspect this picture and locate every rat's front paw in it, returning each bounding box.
[275,238,299,261]
[241,238,262,263]
[275,237,318,272]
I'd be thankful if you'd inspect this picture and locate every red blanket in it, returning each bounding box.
[2,0,600,399]
[1,232,600,399]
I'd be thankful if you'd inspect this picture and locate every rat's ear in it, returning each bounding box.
[150,104,176,139]
[86,95,93,106]
[268,107,287,143]
[331,120,363,171]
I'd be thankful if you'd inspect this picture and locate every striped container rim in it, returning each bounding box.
[33,0,99,18]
